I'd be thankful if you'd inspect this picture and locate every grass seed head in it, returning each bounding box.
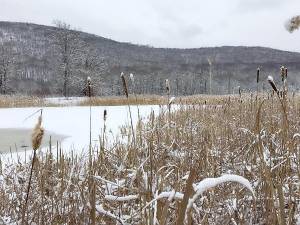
[31,115,44,151]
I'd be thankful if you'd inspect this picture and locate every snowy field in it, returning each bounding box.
[0,105,161,162]
[44,96,88,106]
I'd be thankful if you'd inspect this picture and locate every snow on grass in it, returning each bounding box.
[187,174,255,212]
[104,194,139,202]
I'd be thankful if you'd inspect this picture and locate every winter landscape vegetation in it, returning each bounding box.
[1,1,300,224]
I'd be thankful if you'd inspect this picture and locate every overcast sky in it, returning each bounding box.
[0,0,299,51]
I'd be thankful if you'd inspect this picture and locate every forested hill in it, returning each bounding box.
[1,21,300,96]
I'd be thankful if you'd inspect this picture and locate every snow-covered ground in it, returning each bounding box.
[0,105,161,162]
[44,96,88,106]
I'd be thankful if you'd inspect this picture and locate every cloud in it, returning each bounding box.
[0,0,299,51]
[235,0,293,13]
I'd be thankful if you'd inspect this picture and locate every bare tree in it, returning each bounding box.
[78,47,107,96]
[52,20,83,97]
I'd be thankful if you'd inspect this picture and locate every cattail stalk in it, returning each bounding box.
[165,79,171,112]
[121,72,135,145]
[256,68,260,96]
[87,76,92,159]
[130,73,142,145]
[22,111,44,224]
[100,109,107,159]
[86,76,96,225]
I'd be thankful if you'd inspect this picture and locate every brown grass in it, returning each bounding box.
[0,95,46,108]
[1,92,300,224]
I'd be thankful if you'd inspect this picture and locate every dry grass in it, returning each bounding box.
[0,95,46,108]
[1,92,300,224]
[0,94,249,108]
[79,95,168,106]
[80,94,245,106]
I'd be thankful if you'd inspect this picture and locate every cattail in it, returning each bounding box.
[87,76,92,97]
[280,66,285,81]
[285,67,288,78]
[103,109,107,121]
[257,68,260,83]
[165,79,170,94]
[267,75,278,93]
[285,15,300,33]
[120,72,129,98]
[31,115,44,151]
[130,73,134,83]
[23,113,44,223]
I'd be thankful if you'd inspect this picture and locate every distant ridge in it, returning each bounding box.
[1,21,300,95]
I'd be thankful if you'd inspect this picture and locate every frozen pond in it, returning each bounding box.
[0,128,66,153]
[0,105,161,161]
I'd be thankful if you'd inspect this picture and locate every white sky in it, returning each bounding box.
[0,0,300,52]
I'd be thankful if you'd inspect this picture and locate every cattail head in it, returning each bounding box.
[267,75,278,93]
[257,67,260,83]
[87,76,92,97]
[129,73,134,83]
[285,67,288,78]
[120,72,129,98]
[103,109,107,121]
[165,79,170,94]
[280,66,285,81]
[285,15,300,33]
[31,115,44,151]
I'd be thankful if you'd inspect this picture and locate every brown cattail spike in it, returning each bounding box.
[103,109,107,121]
[120,72,129,98]
[87,76,92,97]
[280,66,285,81]
[267,75,278,94]
[285,67,288,78]
[31,115,44,151]
[165,79,170,94]
[257,68,260,83]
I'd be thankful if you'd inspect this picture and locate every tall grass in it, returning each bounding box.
[1,91,300,224]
